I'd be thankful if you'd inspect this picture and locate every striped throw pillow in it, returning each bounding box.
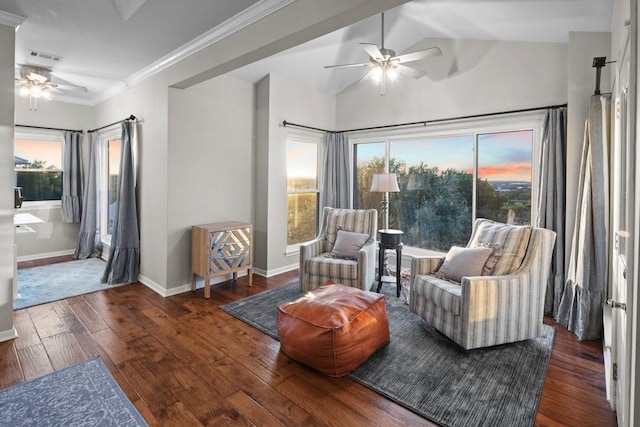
[469,219,531,275]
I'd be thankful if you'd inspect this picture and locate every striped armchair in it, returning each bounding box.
[300,207,378,292]
[410,219,556,350]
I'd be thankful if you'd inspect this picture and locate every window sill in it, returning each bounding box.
[19,201,61,210]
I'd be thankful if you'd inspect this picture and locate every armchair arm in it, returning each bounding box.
[357,239,377,291]
[410,256,443,284]
[300,237,323,262]
[460,268,545,348]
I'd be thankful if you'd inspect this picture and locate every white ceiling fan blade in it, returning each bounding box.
[395,64,427,79]
[360,43,384,61]
[393,47,442,64]
[324,63,373,69]
[47,82,88,92]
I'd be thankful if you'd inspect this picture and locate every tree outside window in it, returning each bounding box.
[353,129,533,251]
[287,138,319,246]
[14,138,63,202]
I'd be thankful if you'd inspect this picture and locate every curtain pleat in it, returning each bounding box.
[535,107,567,317]
[320,132,350,209]
[102,121,140,284]
[556,95,610,340]
[74,132,103,259]
[61,131,83,223]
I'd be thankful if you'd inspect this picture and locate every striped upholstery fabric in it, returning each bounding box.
[410,219,556,349]
[300,207,377,292]
[468,219,532,275]
[412,275,462,315]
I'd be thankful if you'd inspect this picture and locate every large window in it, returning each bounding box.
[286,132,321,246]
[14,135,63,203]
[353,118,538,252]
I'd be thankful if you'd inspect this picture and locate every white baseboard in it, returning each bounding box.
[0,327,18,343]
[254,263,298,278]
[17,249,75,263]
[139,270,253,297]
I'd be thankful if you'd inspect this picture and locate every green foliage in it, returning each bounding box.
[15,159,62,201]
[357,159,531,251]
[287,193,318,245]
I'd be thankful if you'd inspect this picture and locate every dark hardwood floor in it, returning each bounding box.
[4,258,617,426]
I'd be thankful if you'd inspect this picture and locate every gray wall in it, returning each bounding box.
[166,76,255,292]
[14,99,94,259]
[565,32,611,264]
[255,73,336,275]
[336,38,568,128]
[0,22,17,341]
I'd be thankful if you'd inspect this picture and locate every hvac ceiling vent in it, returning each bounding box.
[27,50,63,62]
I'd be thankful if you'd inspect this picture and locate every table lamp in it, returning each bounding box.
[370,173,400,230]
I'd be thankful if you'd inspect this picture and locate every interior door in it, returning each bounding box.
[605,35,632,426]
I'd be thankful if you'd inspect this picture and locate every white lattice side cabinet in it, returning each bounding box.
[191,221,253,298]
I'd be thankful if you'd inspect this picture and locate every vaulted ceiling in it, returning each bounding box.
[0,0,613,105]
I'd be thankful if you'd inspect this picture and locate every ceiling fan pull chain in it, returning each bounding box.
[381,12,385,50]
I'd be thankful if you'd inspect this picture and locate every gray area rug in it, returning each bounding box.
[15,258,109,310]
[0,357,147,426]
[220,282,555,427]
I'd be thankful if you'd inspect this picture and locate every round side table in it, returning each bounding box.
[377,229,403,297]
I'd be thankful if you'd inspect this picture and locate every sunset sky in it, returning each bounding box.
[15,139,62,169]
[357,130,532,182]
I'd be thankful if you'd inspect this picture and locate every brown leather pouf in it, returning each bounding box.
[277,284,390,377]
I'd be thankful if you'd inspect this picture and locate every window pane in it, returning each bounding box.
[287,193,318,245]
[390,136,474,251]
[477,131,532,225]
[287,141,317,190]
[354,142,385,227]
[14,139,62,201]
[108,139,122,235]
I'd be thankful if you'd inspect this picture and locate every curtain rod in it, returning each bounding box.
[283,102,568,134]
[88,115,137,133]
[15,124,84,134]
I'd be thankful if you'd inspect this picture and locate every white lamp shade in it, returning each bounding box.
[370,173,400,193]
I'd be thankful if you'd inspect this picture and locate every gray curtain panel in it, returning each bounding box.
[61,131,83,223]
[74,132,103,259]
[320,132,351,209]
[557,95,610,340]
[102,121,140,284]
[535,107,567,317]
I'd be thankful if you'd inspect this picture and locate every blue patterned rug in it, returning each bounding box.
[15,258,110,310]
[0,357,147,426]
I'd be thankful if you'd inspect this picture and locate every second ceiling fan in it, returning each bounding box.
[324,12,442,95]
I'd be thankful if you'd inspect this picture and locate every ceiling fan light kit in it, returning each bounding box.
[324,12,442,96]
[16,63,88,111]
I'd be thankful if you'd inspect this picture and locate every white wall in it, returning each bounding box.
[0,22,17,341]
[255,73,336,274]
[166,75,254,291]
[14,99,94,259]
[337,38,568,128]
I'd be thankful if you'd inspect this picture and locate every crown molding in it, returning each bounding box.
[0,10,26,28]
[92,0,295,105]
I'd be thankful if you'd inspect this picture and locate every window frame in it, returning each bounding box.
[285,128,323,255]
[13,128,65,208]
[349,111,545,254]
[98,128,121,246]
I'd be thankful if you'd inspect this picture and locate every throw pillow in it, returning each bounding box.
[434,246,494,283]
[329,230,371,260]
[476,243,503,276]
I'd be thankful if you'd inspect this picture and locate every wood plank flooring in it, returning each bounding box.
[4,258,617,426]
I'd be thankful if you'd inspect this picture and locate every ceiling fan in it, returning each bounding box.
[15,64,88,110]
[324,12,442,95]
